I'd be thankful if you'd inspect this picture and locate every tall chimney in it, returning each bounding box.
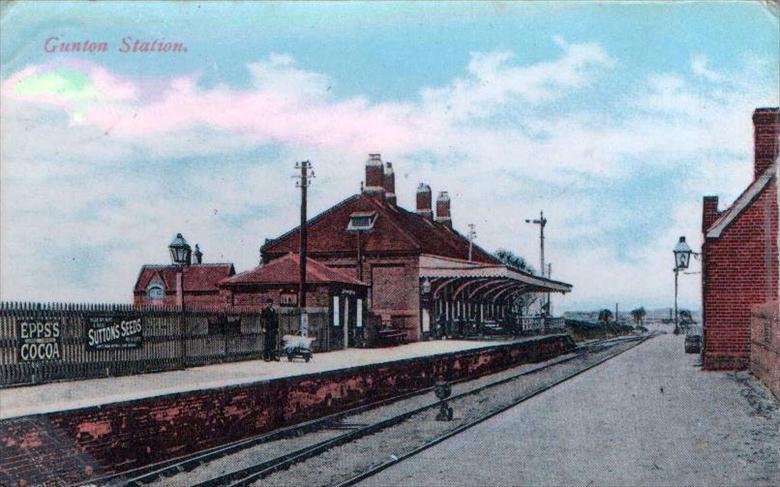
[702,196,720,233]
[435,191,451,228]
[363,153,385,198]
[384,162,396,206]
[416,183,433,221]
[753,107,780,179]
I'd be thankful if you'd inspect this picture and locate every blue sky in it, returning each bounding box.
[1,1,778,311]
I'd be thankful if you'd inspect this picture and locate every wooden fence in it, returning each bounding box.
[0,302,327,387]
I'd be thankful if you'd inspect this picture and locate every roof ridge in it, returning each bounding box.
[706,159,777,238]
[261,194,361,252]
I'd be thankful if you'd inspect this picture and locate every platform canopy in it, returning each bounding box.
[419,254,572,302]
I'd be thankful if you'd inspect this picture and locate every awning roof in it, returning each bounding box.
[419,254,573,294]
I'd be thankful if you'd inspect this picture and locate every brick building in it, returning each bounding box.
[701,108,779,370]
[218,253,369,349]
[261,154,572,342]
[133,234,235,308]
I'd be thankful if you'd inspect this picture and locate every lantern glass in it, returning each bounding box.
[421,279,431,294]
[673,236,692,270]
[169,233,192,265]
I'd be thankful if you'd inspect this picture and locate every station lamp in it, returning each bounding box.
[673,236,693,270]
[169,233,192,266]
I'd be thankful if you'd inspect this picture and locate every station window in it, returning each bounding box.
[346,211,377,232]
[280,293,297,307]
[147,285,164,303]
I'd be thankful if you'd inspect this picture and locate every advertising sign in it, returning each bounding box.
[17,320,62,362]
[86,316,143,350]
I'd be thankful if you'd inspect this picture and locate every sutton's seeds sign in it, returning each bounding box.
[17,320,62,361]
[86,316,144,350]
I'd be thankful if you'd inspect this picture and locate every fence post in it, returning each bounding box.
[179,305,187,370]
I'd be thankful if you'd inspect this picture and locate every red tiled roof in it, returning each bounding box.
[261,193,501,264]
[133,263,235,293]
[220,253,367,287]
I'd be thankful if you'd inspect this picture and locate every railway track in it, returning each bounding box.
[107,334,649,487]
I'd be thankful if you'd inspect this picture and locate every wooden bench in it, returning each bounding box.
[376,328,407,347]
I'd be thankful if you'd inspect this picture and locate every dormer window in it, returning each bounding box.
[147,284,164,303]
[347,211,377,232]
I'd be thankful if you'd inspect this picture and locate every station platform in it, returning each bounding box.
[2,338,524,420]
[0,334,575,486]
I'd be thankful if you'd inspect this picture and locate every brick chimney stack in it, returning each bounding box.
[416,183,433,221]
[753,107,780,179]
[384,162,396,206]
[702,196,720,233]
[364,153,385,198]
[435,191,452,228]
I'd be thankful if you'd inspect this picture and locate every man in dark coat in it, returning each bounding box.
[262,299,280,361]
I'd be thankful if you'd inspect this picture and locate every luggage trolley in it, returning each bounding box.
[282,334,315,362]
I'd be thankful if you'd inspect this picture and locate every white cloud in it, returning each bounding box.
[0,40,777,313]
[691,53,724,82]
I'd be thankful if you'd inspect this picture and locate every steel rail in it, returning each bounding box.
[107,337,590,486]
[335,334,654,487]
[190,335,647,487]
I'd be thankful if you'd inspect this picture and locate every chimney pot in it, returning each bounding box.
[384,162,396,205]
[363,153,385,197]
[753,107,780,179]
[435,191,452,227]
[702,196,720,234]
[416,183,433,221]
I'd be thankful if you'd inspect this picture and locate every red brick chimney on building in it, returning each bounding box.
[753,107,780,179]
[435,191,452,227]
[364,153,385,198]
[702,196,720,233]
[384,162,396,206]
[416,183,433,221]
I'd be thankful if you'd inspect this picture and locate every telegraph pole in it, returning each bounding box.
[295,161,314,335]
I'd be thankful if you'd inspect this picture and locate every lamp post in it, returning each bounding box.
[421,278,432,339]
[467,224,477,262]
[169,233,191,308]
[673,236,693,335]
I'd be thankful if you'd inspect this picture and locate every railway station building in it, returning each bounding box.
[261,155,573,342]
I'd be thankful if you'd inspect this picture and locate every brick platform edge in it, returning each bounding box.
[0,334,575,486]
[750,301,780,399]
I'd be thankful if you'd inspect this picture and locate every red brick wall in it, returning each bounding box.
[0,335,575,486]
[318,254,422,341]
[702,179,778,370]
[227,284,332,308]
[133,290,224,308]
[750,301,780,399]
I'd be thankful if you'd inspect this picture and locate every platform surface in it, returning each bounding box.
[0,337,549,420]
[361,334,780,487]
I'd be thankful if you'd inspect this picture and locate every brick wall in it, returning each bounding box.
[134,290,223,308]
[319,254,421,341]
[750,301,779,399]
[702,179,778,370]
[0,335,574,486]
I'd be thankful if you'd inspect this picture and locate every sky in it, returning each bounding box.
[1,1,778,313]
